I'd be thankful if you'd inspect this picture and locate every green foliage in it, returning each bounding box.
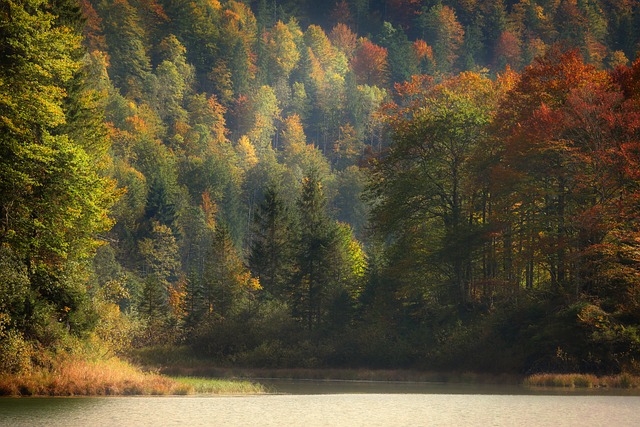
[248,184,295,300]
[0,0,118,359]
[0,314,33,374]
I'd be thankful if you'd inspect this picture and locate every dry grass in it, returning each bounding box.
[525,373,640,389]
[0,357,189,396]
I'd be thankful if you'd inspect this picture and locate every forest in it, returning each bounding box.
[2,0,640,382]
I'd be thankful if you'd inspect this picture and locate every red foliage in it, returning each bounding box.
[330,0,353,27]
[494,31,521,69]
[351,38,389,87]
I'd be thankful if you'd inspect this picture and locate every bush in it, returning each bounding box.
[0,325,33,374]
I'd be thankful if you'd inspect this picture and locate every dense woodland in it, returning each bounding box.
[3,0,640,376]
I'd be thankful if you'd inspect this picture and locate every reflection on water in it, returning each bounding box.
[2,382,640,427]
[259,378,598,395]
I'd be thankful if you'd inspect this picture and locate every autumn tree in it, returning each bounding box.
[417,4,465,74]
[264,20,300,82]
[0,0,117,345]
[329,22,357,59]
[490,49,640,309]
[351,38,389,87]
[371,72,498,305]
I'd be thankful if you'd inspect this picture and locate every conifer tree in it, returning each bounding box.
[249,184,294,300]
[292,170,338,330]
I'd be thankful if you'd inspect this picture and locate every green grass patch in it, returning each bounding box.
[172,376,266,394]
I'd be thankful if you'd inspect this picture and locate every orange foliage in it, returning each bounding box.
[201,191,218,230]
[412,39,433,62]
[494,31,521,69]
[168,276,188,319]
[330,23,357,59]
[79,0,106,52]
[351,38,389,86]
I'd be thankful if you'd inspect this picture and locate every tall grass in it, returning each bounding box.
[0,357,265,396]
[525,373,640,389]
[0,357,191,396]
[172,376,266,394]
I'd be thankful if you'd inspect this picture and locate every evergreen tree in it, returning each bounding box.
[248,184,294,300]
[292,170,338,331]
[97,0,152,99]
[203,224,259,320]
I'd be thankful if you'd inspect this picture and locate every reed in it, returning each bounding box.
[525,373,640,389]
[172,376,266,394]
[0,356,194,396]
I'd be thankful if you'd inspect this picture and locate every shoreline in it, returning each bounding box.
[159,366,524,385]
[3,356,639,397]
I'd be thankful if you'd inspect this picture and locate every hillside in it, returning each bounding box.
[2,0,640,376]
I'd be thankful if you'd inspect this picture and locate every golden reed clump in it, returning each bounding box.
[0,357,190,396]
[525,373,640,389]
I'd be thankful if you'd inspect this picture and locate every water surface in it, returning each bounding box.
[2,382,639,426]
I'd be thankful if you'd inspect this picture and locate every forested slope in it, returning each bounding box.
[2,0,640,375]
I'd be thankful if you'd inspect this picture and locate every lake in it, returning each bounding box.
[2,381,640,426]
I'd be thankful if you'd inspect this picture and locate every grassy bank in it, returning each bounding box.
[525,373,640,389]
[0,357,265,397]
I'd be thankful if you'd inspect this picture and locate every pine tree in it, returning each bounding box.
[203,224,259,319]
[248,184,294,300]
[292,170,338,330]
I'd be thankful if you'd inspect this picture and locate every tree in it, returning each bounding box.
[377,21,419,84]
[264,20,300,82]
[494,31,522,70]
[291,170,338,331]
[248,184,295,300]
[371,72,498,305]
[0,0,117,343]
[160,0,221,92]
[280,113,330,185]
[97,0,152,98]
[332,123,363,170]
[218,0,257,96]
[491,48,637,298]
[480,0,507,64]
[351,38,389,87]
[417,4,465,74]
[203,224,260,319]
[329,23,357,59]
[247,85,280,156]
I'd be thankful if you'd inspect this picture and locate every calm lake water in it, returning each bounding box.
[2,381,640,426]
